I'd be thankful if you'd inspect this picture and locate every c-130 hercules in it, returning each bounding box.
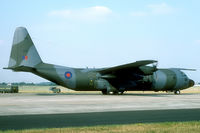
[4,27,195,95]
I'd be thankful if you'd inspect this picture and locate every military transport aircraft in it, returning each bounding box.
[4,27,195,95]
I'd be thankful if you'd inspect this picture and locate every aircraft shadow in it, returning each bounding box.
[36,93,101,96]
[34,92,192,97]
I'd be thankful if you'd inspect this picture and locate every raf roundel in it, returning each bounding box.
[65,72,72,79]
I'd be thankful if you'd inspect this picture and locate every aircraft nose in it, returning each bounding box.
[188,79,195,87]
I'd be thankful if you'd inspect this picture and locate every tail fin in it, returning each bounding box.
[5,27,42,71]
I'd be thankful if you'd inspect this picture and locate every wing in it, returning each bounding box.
[171,68,196,71]
[96,60,157,91]
[98,60,157,75]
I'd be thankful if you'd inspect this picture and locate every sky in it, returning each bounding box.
[0,0,200,83]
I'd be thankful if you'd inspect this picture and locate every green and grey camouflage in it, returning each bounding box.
[4,27,195,95]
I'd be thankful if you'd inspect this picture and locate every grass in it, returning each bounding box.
[1,121,200,133]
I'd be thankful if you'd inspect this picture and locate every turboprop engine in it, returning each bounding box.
[152,68,194,93]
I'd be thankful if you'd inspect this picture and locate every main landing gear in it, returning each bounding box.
[101,90,107,95]
[101,90,124,95]
[174,90,181,95]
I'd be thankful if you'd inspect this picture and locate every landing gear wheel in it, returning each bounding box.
[174,90,180,95]
[102,90,108,95]
[118,91,124,95]
[113,91,119,95]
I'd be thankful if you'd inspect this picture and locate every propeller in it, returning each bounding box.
[152,61,158,71]
[152,61,158,79]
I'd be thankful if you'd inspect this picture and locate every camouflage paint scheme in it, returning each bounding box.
[4,27,195,94]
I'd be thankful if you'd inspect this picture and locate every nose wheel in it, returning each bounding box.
[174,90,180,95]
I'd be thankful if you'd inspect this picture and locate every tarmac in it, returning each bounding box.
[0,92,200,130]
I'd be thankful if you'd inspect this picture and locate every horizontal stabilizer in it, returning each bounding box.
[3,65,36,72]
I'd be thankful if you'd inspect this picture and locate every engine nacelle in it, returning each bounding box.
[152,68,194,91]
[139,66,157,75]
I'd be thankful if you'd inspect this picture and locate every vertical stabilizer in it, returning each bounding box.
[7,27,42,69]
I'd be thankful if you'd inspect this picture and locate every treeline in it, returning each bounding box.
[0,82,57,86]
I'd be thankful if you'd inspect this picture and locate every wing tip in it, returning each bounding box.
[171,68,196,71]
